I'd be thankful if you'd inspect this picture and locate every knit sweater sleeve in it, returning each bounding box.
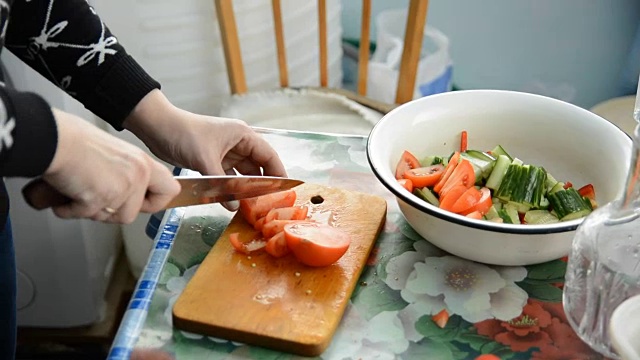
[0,86,57,177]
[4,0,161,131]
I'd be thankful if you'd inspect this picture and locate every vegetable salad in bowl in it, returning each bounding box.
[395,131,597,225]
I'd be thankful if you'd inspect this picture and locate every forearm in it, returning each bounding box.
[6,0,160,130]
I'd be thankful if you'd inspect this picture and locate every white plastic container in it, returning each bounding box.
[367,8,452,104]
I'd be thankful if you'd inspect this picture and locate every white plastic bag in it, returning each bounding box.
[367,9,453,104]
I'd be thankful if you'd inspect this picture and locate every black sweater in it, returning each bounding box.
[0,0,161,230]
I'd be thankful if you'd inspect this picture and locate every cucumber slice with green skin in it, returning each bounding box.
[465,150,496,162]
[486,155,512,190]
[509,201,531,214]
[490,145,512,161]
[524,210,559,224]
[549,182,565,194]
[491,198,503,211]
[420,155,443,167]
[538,196,550,210]
[497,208,513,224]
[511,158,524,166]
[545,171,559,192]
[413,187,440,207]
[485,205,500,220]
[494,163,520,201]
[547,188,592,221]
[504,203,521,224]
[460,152,495,181]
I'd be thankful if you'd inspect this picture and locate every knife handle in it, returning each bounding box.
[22,178,71,210]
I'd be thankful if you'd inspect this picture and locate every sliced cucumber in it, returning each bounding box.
[421,155,443,167]
[413,187,440,207]
[545,171,559,192]
[508,201,531,214]
[465,150,496,162]
[547,188,592,221]
[490,145,512,161]
[460,152,495,181]
[504,203,521,224]
[485,205,500,220]
[524,210,559,224]
[549,182,565,194]
[486,155,511,190]
[511,158,524,166]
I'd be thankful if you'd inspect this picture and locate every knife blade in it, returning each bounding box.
[167,175,303,208]
[22,176,304,211]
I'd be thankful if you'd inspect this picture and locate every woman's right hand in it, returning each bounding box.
[33,109,181,224]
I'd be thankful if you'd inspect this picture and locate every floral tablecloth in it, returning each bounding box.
[111,130,603,360]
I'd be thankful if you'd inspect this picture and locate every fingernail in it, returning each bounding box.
[226,200,239,211]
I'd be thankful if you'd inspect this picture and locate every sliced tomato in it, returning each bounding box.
[403,164,445,188]
[262,219,299,239]
[239,189,297,225]
[229,232,266,254]
[450,186,482,214]
[465,211,483,220]
[577,183,596,200]
[439,185,469,212]
[264,231,290,258]
[265,206,309,223]
[395,150,421,180]
[439,159,475,198]
[563,181,573,189]
[433,152,460,194]
[398,178,414,192]
[464,187,492,215]
[284,221,351,267]
[254,217,266,231]
[432,309,449,328]
[460,130,468,152]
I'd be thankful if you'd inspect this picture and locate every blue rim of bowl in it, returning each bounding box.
[365,90,632,235]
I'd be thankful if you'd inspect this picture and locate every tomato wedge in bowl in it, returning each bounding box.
[284,222,351,267]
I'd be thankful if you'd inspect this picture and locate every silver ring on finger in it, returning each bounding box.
[103,207,117,215]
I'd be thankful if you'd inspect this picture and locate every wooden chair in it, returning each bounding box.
[214,0,429,113]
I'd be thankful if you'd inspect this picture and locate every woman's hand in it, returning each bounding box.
[37,109,181,224]
[123,90,287,181]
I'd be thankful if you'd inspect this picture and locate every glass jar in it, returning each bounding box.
[563,122,640,359]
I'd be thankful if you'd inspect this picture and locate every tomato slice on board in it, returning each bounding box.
[264,206,309,223]
[229,232,267,254]
[449,186,482,214]
[262,219,300,239]
[438,185,468,213]
[464,187,492,215]
[398,178,414,192]
[439,159,475,199]
[239,190,297,225]
[465,211,483,220]
[433,152,460,194]
[395,150,421,180]
[254,217,266,231]
[264,231,290,258]
[578,184,596,200]
[403,164,445,188]
[284,222,351,267]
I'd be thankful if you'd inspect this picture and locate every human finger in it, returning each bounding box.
[233,159,262,176]
[246,136,287,177]
[140,163,181,213]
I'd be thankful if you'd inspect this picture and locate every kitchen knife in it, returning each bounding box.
[22,176,304,211]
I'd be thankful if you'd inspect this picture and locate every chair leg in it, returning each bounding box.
[395,0,429,104]
[271,0,289,88]
[357,0,372,96]
[318,0,328,87]
[215,0,248,94]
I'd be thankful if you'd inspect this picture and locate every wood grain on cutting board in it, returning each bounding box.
[172,183,387,356]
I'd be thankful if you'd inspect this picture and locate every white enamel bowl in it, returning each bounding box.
[367,90,632,266]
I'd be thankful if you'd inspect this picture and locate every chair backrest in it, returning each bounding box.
[214,0,429,105]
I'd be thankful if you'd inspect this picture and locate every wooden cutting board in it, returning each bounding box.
[172,183,387,356]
